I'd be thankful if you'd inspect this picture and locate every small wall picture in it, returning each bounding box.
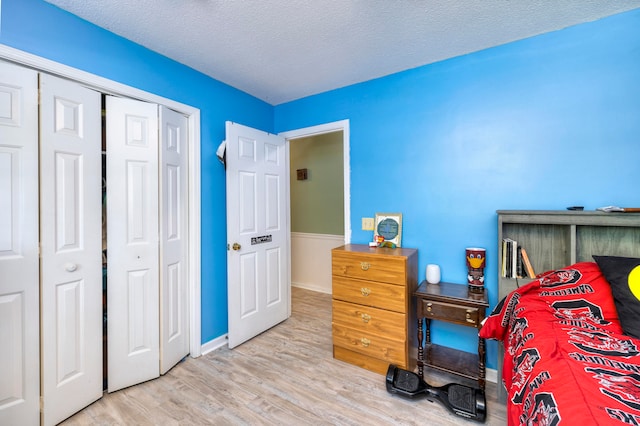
[374,213,402,247]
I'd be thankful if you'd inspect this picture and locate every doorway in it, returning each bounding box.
[224,120,350,348]
[281,120,351,294]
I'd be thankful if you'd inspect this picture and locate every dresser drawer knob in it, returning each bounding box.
[360,287,371,297]
[426,302,432,312]
[360,337,370,347]
[361,313,371,323]
[466,310,476,324]
[360,262,371,271]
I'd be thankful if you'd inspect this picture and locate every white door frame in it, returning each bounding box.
[0,45,203,357]
[279,120,351,244]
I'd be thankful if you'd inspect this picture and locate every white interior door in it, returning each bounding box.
[40,73,103,426]
[159,106,189,373]
[225,121,290,349]
[0,61,40,426]
[106,96,160,392]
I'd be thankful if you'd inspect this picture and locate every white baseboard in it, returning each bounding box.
[200,334,228,356]
[292,281,332,294]
[486,367,497,384]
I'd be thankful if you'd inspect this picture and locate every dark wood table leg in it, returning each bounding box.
[417,317,424,379]
[478,336,486,390]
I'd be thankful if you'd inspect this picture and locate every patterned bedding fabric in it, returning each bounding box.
[480,261,640,425]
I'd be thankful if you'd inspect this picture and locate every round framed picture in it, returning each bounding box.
[374,213,402,247]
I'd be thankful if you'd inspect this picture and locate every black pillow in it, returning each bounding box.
[593,255,640,339]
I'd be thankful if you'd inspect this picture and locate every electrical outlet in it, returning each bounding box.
[362,217,375,231]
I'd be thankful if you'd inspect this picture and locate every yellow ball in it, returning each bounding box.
[628,265,640,301]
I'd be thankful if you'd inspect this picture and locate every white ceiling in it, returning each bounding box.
[45,0,640,105]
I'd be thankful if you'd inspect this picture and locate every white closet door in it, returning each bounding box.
[159,106,189,374]
[106,96,160,392]
[0,61,39,426]
[40,74,103,426]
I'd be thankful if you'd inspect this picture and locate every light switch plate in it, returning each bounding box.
[362,217,374,231]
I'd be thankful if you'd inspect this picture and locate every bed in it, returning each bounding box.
[480,256,640,425]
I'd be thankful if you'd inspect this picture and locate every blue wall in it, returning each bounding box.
[4,0,640,370]
[1,0,274,344]
[275,9,640,368]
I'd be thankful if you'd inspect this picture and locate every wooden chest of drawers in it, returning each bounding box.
[331,244,418,374]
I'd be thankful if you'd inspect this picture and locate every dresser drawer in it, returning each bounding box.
[419,299,482,327]
[332,323,406,365]
[331,244,418,374]
[332,299,406,338]
[332,251,406,285]
[332,276,406,312]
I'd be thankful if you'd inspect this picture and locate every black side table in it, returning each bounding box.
[414,280,489,389]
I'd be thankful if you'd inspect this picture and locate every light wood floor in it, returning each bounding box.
[62,287,506,425]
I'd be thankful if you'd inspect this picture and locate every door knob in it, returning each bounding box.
[65,263,77,272]
[232,243,241,251]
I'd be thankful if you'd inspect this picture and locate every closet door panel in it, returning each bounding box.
[40,74,103,426]
[0,61,39,426]
[106,96,160,392]
[159,106,189,374]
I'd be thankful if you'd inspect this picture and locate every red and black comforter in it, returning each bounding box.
[480,262,640,425]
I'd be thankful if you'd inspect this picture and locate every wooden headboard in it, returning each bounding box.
[497,210,640,300]
[494,210,640,402]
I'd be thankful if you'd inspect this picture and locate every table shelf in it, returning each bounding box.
[414,280,488,389]
[424,343,480,381]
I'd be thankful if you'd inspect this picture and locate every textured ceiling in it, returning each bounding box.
[44,0,640,105]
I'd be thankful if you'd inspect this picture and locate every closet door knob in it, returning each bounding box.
[65,263,77,272]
